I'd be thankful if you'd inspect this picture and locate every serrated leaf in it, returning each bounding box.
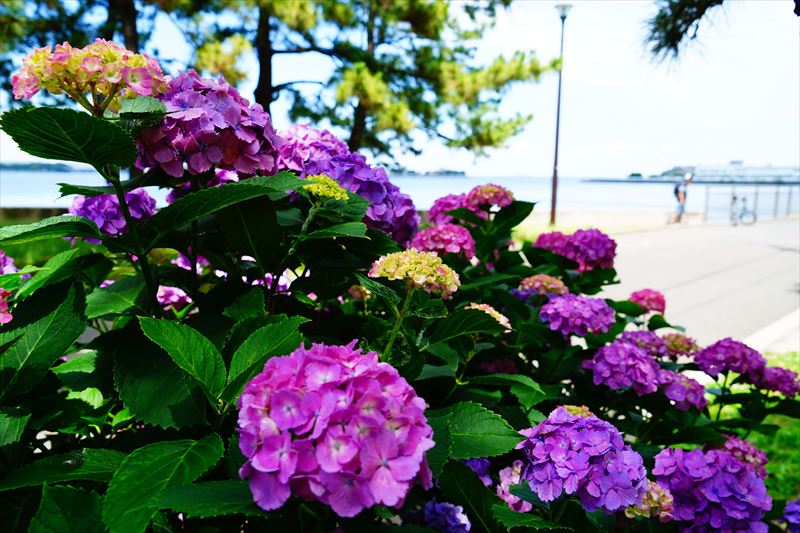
[157,481,262,518]
[223,316,308,402]
[0,283,85,400]
[354,273,401,306]
[223,288,265,322]
[102,435,223,533]
[304,221,367,240]
[0,107,138,168]
[0,406,30,446]
[439,461,503,533]
[85,275,147,318]
[426,417,451,478]
[29,485,104,533]
[0,449,126,492]
[0,216,100,245]
[492,504,570,530]
[16,248,83,299]
[468,374,548,409]
[432,309,507,344]
[139,318,226,401]
[427,402,521,459]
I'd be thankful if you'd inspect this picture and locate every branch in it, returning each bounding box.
[273,80,325,92]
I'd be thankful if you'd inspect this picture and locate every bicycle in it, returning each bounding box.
[730,195,757,226]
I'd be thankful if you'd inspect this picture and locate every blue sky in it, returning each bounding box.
[1,0,798,178]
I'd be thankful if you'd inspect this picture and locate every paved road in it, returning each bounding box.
[602,218,800,353]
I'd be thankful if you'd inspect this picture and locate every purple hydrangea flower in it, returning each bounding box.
[534,229,617,271]
[463,458,492,487]
[657,369,708,410]
[404,500,471,532]
[496,459,533,512]
[695,338,766,381]
[539,294,615,337]
[753,366,800,398]
[68,189,156,237]
[428,193,487,225]
[466,183,514,208]
[618,330,668,359]
[583,341,661,396]
[136,70,282,178]
[629,289,666,314]
[0,250,18,274]
[237,341,434,517]
[718,435,768,479]
[276,124,349,173]
[410,224,476,259]
[156,285,192,311]
[784,498,800,533]
[653,447,771,531]
[516,406,648,514]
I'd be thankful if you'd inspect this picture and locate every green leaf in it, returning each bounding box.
[427,402,521,459]
[438,461,503,533]
[16,248,83,299]
[467,374,548,409]
[647,314,680,331]
[492,201,534,235]
[354,273,401,306]
[416,364,455,380]
[157,481,262,518]
[0,449,126,492]
[29,485,104,533]
[304,221,368,240]
[85,275,147,318]
[0,407,30,446]
[492,504,570,530]
[432,309,507,344]
[0,216,100,246]
[459,274,518,292]
[223,316,308,402]
[608,300,646,317]
[119,96,167,117]
[102,435,223,533]
[0,107,137,168]
[0,283,85,400]
[223,288,266,322]
[426,417,452,478]
[139,318,226,401]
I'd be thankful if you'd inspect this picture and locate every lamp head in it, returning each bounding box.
[555,4,573,20]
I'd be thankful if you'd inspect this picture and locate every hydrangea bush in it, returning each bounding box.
[0,40,798,532]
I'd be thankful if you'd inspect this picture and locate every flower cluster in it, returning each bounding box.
[754,366,800,398]
[237,341,434,517]
[277,124,350,173]
[137,70,281,178]
[539,294,615,337]
[784,499,800,533]
[518,274,568,296]
[618,330,668,359]
[662,332,699,359]
[428,193,487,225]
[68,189,156,237]
[465,303,511,332]
[463,458,492,487]
[496,460,533,512]
[410,224,476,259]
[157,286,192,312]
[657,369,708,411]
[466,183,514,208]
[534,229,617,271]
[0,288,12,325]
[653,447,771,531]
[404,500,471,532]
[12,39,168,111]
[517,406,648,513]
[302,174,349,201]
[583,341,661,396]
[719,435,768,479]
[624,480,673,522]
[695,338,765,380]
[629,289,666,314]
[369,249,460,298]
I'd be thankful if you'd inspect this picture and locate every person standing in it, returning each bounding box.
[670,172,693,223]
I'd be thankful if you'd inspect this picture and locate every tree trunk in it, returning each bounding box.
[254,6,274,110]
[347,1,376,151]
[108,0,139,52]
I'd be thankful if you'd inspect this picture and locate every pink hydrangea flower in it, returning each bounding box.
[496,460,533,512]
[534,229,617,271]
[629,289,666,314]
[519,274,568,296]
[237,341,434,517]
[467,183,514,208]
[156,286,192,312]
[0,288,13,325]
[428,193,486,225]
[410,224,476,259]
[464,303,511,332]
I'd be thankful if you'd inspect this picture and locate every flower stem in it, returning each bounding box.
[267,205,317,311]
[715,371,731,421]
[383,287,414,362]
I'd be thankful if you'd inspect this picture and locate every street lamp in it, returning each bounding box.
[550,3,572,225]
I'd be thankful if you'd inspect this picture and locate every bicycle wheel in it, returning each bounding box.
[740,210,756,225]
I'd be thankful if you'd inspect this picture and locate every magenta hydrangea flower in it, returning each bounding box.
[277,124,350,173]
[156,285,192,312]
[410,224,476,259]
[403,500,471,532]
[662,332,700,359]
[136,70,281,178]
[466,183,514,208]
[618,330,668,359]
[583,341,661,396]
[496,460,533,512]
[539,294,615,337]
[0,288,12,325]
[519,274,568,296]
[653,447,771,531]
[517,406,648,514]
[718,435,768,479]
[695,338,766,381]
[783,499,800,532]
[68,189,156,237]
[534,229,617,271]
[657,369,708,411]
[0,250,19,275]
[753,366,800,398]
[428,193,487,225]
[629,289,666,314]
[237,341,434,517]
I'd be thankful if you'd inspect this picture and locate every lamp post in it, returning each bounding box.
[550,3,572,226]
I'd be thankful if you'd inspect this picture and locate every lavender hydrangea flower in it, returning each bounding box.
[0,250,18,274]
[517,406,648,514]
[534,229,617,271]
[463,458,492,487]
[404,500,471,532]
[583,341,661,396]
[618,330,668,359]
[718,435,768,479]
[753,366,800,398]
[68,189,156,237]
[695,338,766,381]
[539,294,615,337]
[428,193,486,225]
[657,369,708,411]
[629,288,666,314]
[237,341,434,517]
[783,499,800,533]
[653,447,771,531]
[137,70,282,178]
[410,224,476,259]
[496,460,533,512]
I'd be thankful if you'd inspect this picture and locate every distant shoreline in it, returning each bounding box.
[583,178,800,186]
[0,163,92,173]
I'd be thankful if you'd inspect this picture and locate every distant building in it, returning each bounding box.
[650,161,799,183]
